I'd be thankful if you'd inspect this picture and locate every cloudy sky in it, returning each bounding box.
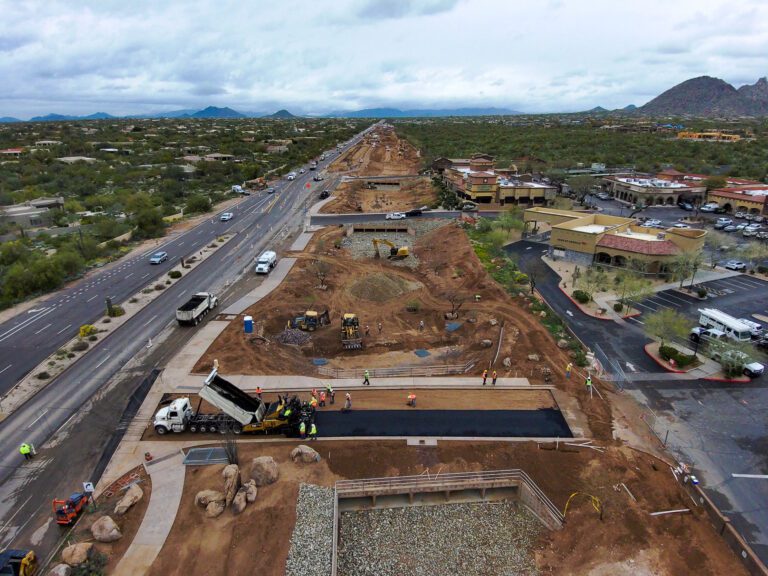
[2,0,768,118]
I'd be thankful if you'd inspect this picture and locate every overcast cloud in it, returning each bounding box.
[2,0,768,118]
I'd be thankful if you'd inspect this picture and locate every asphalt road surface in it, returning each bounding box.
[0,125,374,486]
[316,408,573,438]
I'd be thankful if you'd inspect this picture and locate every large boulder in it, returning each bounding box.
[114,484,143,516]
[250,456,279,486]
[91,515,122,543]
[222,464,241,507]
[61,543,93,566]
[244,480,258,503]
[557,338,569,350]
[48,564,72,576]
[195,490,225,507]
[290,445,321,464]
[232,488,248,515]
[205,500,225,518]
[480,339,493,348]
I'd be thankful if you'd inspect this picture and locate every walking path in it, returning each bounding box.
[112,451,185,576]
[222,257,297,314]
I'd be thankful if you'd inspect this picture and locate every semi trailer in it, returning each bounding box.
[176,292,218,326]
[153,370,311,436]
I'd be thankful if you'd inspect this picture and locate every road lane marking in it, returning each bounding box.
[94,354,112,370]
[178,289,187,297]
[178,242,185,246]
[142,273,150,279]
[86,295,97,302]
[0,364,11,375]
[0,308,55,343]
[34,323,52,335]
[0,494,34,536]
[125,272,133,279]
[27,409,49,429]
[142,314,158,327]
[732,474,768,479]
[56,324,72,335]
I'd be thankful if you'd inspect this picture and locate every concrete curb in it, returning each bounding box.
[558,286,613,321]
[643,344,686,374]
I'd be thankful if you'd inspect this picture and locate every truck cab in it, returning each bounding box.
[153,398,193,434]
[255,251,277,274]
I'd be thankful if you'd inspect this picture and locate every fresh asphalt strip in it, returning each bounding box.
[314,409,573,438]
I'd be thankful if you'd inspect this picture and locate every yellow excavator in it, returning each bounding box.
[0,548,36,576]
[286,310,331,331]
[341,313,363,350]
[372,238,409,259]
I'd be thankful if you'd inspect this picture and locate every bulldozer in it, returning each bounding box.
[341,313,363,350]
[286,309,330,332]
[372,238,409,260]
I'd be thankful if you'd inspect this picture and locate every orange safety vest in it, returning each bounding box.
[408,394,416,401]
[320,391,326,401]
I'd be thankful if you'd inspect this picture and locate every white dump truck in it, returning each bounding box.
[152,369,310,435]
[176,292,218,326]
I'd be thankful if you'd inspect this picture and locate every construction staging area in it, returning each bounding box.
[61,125,753,576]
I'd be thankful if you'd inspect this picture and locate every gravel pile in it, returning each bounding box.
[275,328,312,345]
[338,500,541,576]
[285,484,335,576]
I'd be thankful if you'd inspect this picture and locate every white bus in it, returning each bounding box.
[698,308,752,342]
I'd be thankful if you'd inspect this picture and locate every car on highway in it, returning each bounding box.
[405,209,423,217]
[319,190,330,199]
[313,175,324,181]
[299,168,305,174]
[724,260,747,271]
[220,212,234,221]
[149,251,168,264]
[267,187,276,194]
[385,212,406,220]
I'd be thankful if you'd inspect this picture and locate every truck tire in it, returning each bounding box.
[155,426,168,435]
[190,424,199,433]
[198,425,207,433]
[208,424,218,434]
[232,424,242,435]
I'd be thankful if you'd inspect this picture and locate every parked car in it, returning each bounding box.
[689,327,727,344]
[723,225,737,233]
[678,201,694,211]
[219,212,233,221]
[149,251,168,264]
[735,212,747,219]
[754,216,764,223]
[405,209,423,217]
[672,223,690,229]
[714,217,733,229]
[319,190,330,199]
[710,349,765,378]
[596,192,612,201]
[700,203,718,212]
[385,212,406,220]
[724,260,747,271]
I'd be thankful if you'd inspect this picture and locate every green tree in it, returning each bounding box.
[576,266,608,301]
[132,208,165,239]
[644,308,693,347]
[494,208,524,238]
[669,252,704,288]
[702,175,727,191]
[566,175,597,202]
[616,271,653,310]
[185,195,212,214]
[708,339,756,377]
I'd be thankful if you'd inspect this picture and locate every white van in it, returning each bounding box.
[255,251,277,274]
[286,172,296,181]
[698,308,752,342]
[738,318,763,338]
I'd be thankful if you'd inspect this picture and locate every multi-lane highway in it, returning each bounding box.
[0,125,374,490]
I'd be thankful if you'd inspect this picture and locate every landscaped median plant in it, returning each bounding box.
[572,290,590,304]
[659,345,697,368]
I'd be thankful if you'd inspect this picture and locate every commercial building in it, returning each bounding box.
[602,174,705,206]
[437,154,557,206]
[677,131,741,142]
[524,207,706,274]
[706,186,768,216]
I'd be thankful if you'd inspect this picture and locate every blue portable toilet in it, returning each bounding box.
[244,315,253,334]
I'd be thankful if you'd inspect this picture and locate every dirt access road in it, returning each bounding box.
[320,124,436,213]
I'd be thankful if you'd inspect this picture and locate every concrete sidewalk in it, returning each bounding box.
[223,257,296,314]
[112,451,185,576]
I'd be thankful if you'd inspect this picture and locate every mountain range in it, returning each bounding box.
[637,76,768,116]
[325,106,520,117]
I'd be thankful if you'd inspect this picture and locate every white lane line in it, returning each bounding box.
[86,295,97,302]
[732,474,768,479]
[56,323,72,335]
[94,354,112,370]
[0,364,12,375]
[125,272,133,279]
[0,307,55,343]
[178,289,187,297]
[55,411,79,435]
[178,242,185,246]
[0,494,34,536]
[142,273,150,279]
[27,409,49,429]
[142,314,158,327]
[34,323,52,335]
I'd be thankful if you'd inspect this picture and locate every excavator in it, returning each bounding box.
[372,238,409,260]
[53,492,91,526]
[286,310,331,332]
[0,549,36,576]
[341,313,363,350]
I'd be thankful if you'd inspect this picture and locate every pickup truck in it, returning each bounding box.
[176,292,218,326]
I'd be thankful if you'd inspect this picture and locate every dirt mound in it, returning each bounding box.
[275,329,311,345]
[349,273,418,302]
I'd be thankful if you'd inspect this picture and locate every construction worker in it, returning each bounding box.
[299,421,306,439]
[365,324,371,336]
[418,320,425,331]
[482,369,488,386]
[326,383,335,405]
[585,375,592,390]
[377,321,382,334]
[282,405,293,419]
[407,393,416,407]
[319,390,326,407]
[342,393,352,412]
[310,396,318,409]
[19,443,33,460]
[566,363,573,379]
[256,386,262,400]
[311,388,317,399]
[363,369,371,386]
[492,370,497,386]
[309,422,317,440]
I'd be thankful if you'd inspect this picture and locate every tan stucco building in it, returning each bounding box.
[524,207,706,273]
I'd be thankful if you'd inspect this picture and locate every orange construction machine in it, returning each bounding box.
[53,492,91,526]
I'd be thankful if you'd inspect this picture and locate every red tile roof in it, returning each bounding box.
[709,188,768,204]
[596,234,680,256]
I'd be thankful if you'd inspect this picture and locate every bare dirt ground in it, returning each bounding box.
[319,176,436,214]
[147,441,744,576]
[64,465,152,573]
[328,125,422,177]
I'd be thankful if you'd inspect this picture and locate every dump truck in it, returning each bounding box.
[0,549,37,576]
[176,292,218,326]
[287,309,330,331]
[153,370,311,435]
[372,238,409,259]
[341,313,363,350]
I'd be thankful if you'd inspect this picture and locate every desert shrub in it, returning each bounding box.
[168,270,182,279]
[757,265,768,274]
[155,283,165,291]
[102,318,111,323]
[613,302,624,312]
[107,305,125,318]
[79,324,97,338]
[659,345,697,368]
[71,340,89,352]
[36,371,50,380]
[88,334,98,341]
[697,287,707,298]
[141,288,153,294]
[405,300,421,312]
[572,290,590,304]
[165,280,171,285]
[67,352,75,359]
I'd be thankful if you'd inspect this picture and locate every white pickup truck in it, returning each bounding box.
[176,292,218,326]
